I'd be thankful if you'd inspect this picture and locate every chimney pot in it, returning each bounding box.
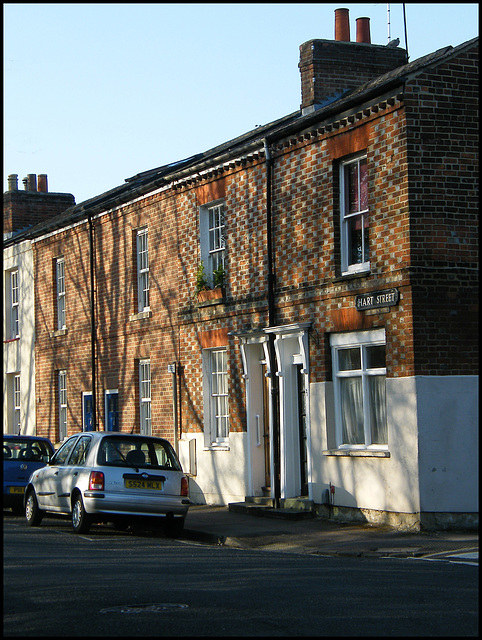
[8,174,18,191]
[356,17,371,43]
[334,8,350,42]
[22,177,29,190]
[37,174,48,192]
[27,174,37,191]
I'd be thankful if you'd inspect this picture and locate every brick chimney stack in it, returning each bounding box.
[299,8,407,114]
[3,173,75,235]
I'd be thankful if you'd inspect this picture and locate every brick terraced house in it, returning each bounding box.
[4,10,478,529]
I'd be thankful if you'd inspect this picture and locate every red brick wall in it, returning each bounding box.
[33,190,181,442]
[405,43,479,375]
[33,224,91,442]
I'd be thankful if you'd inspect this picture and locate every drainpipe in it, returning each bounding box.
[89,214,97,430]
[263,139,281,509]
[263,139,276,328]
[169,363,178,454]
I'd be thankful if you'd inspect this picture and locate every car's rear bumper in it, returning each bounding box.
[83,492,189,518]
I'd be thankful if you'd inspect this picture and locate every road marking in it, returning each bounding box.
[445,551,478,560]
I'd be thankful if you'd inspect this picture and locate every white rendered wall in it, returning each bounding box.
[3,241,37,435]
[177,375,478,517]
[310,377,421,515]
[416,376,478,513]
[310,375,478,518]
[178,432,249,505]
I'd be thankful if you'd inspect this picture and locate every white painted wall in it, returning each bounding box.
[310,377,421,514]
[178,432,248,505]
[416,376,478,513]
[3,241,37,435]
[310,375,478,517]
[177,374,478,519]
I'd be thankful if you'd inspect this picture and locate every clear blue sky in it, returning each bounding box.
[4,3,479,204]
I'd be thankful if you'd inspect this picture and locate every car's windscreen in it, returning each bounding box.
[98,437,182,471]
[3,439,51,462]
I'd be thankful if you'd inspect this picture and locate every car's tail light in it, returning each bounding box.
[89,471,104,491]
[181,476,189,497]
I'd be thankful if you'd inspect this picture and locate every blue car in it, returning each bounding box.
[3,435,55,514]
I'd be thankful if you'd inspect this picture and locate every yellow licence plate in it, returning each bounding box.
[125,479,163,491]
[9,486,25,494]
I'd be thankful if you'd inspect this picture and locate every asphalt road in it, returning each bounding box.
[3,514,478,637]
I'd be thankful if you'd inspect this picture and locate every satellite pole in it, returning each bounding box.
[403,3,409,61]
[387,3,391,43]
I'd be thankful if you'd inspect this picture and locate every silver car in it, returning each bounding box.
[25,432,189,536]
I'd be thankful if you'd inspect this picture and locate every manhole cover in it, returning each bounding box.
[100,603,188,614]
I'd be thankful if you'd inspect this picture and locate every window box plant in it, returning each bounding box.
[195,261,225,303]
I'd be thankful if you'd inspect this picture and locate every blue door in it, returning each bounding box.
[106,391,119,431]
[83,393,94,431]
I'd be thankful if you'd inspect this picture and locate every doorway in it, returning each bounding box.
[262,363,271,492]
[265,322,311,501]
[297,364,308,496]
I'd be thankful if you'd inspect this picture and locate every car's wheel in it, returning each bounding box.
[164,515,185,538]
[25,490,43,526]
[71,494,91,534]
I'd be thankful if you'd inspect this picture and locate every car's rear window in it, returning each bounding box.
[98,437,182,471]
[3,439,51,462]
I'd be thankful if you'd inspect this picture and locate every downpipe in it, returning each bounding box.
[89,214,97,431]
[263,138,281,509]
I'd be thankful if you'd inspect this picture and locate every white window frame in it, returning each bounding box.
[200,201,225,287]
[59,370,67,441]
[13,374,21,434]
[340,155,369,275]
[203,348,229,447]
[139,360,151,435]
[136,228,149,312]
[7,269,20,339]
[56,258,66,330]
[6,373,21,434]
[331,329,387,450]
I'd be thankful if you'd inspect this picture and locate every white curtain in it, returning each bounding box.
[369,375,387,444]
[340,377,364,444]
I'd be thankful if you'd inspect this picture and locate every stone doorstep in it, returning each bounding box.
[244,496,315,511]
[229,500,316,520]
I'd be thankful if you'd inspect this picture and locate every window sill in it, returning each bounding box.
[323,449,390,458]
[49,328,68,338]
[197,298,225,308]
[129,309,152,322]
[334,270,371,283]
[203,445,230,452]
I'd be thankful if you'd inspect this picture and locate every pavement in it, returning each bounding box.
[180,505,479,561]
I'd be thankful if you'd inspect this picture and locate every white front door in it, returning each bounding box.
[266,324,312,500]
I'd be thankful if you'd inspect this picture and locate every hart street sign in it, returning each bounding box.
[355,288,399,311]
